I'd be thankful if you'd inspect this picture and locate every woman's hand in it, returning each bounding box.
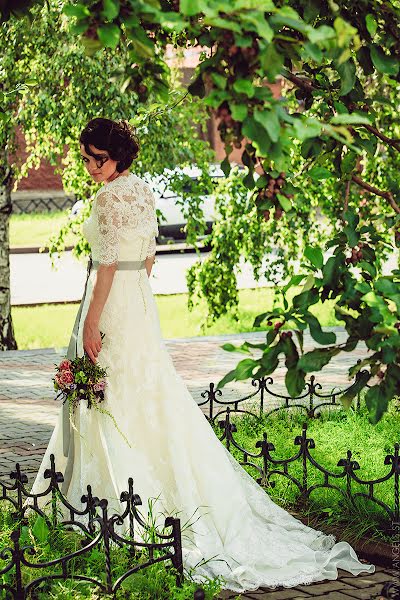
[83,318,102,364]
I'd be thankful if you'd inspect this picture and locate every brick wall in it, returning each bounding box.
[12,127,64,192]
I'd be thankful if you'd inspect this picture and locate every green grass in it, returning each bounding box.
[10,210,76,248]
[11,287,339,350]
[0,499,224,599]
[212,400,399,546]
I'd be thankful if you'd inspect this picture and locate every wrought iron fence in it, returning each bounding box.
[215,408,399,525]
[198,372,398,527]
[11,195,76,214]
[0,454,187,599]
[198,371,366,424]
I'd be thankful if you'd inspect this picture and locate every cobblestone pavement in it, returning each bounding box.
[1,328,395,598]
[217,565,397,598]
[0,327,370,482]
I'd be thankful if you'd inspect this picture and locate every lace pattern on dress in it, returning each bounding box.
[94,176,158,265]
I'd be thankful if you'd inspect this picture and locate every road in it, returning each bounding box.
[10,246,398,306]
[10,247,276,305]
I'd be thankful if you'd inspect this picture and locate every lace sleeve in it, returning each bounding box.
[95,190,121,266]
[143,183,158,259]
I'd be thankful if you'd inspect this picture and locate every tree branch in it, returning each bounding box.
[351,175,400,214]
[282,70,400,154]
[281,69,316,94]
[344,179,351,213]
[362,124,400,153]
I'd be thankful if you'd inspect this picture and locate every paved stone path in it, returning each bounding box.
[217,564,397,599]
[0,328,370,483]
[1,329,396,598]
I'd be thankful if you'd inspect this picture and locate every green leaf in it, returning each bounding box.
[297,348,338,373]
[180,0,203,16]
[374,278,399,297]
[242,116,271,155]
[286,368,306,397]
[343,224,359,247]
[365,14,377,37]
[302,42,322,63]
[365,384,389,424]
[253,108,280,142]
[210,72,226,90]
[382,346,397,364]
[221,343,250,354]
[283,274,306,293]
[308,25,336,44]
[292,288,319,311]
[304,245,323,269]
[233,79,255,97]
[63,3,90,18]
[270,7,310,34]
[260,44,284,81]
[220,156,231,176]
[293,117,322,141]
[260,342,283,374]
[337,60,356,96]
[277,193,291,211]
[70,20,89,35]
[217,368,237,389]
[230,104,247,121]
[97,23,121,49]
[235,358,259,380]
[308,166,333,181]
[304,313,337,345]
[340,370,371,408]
[242,13,274,42]
[330,113,371,125]
[32,515,50,544]
[370,45,399,76]
[243,171,255,189]
[101,0,120,20]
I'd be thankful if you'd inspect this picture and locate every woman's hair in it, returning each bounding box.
[80,118,140,173]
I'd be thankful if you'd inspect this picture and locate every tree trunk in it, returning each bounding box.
[0,167,17,350]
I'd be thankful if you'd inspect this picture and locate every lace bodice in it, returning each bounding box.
[82,172,159,265]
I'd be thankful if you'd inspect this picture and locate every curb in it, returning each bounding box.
[2,328,349,355]
[9,242,210,255]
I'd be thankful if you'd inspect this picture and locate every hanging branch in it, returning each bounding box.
[363,124,400,153]
[351,175,400,214]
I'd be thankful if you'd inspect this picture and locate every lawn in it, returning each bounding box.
[11,287,339,350]
[10,210,76,248]
[212,401,399,546]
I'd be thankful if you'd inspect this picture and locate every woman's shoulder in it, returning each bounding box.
[96,172,151,197]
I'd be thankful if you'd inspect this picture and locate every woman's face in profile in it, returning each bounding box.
[80,143,119,183]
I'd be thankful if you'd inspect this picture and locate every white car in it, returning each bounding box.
[70,163,245,241]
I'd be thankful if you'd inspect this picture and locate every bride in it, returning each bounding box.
[29,117,375,593]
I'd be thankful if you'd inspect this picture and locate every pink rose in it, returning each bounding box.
[60,370,74,385]
[55,373,64,388]
[59,359,72,371]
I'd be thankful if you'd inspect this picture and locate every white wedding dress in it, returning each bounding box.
[29,172,375,593]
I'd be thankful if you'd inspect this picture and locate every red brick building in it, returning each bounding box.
[13,47,281,197]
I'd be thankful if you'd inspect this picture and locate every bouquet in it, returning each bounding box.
[54,356,108,410]
[53,333,131,447]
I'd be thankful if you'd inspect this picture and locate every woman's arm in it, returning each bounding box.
[83,263,117,363]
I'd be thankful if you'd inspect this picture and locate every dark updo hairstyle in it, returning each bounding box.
[80,117,140,173]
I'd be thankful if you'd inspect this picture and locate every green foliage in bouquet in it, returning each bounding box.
[53,334,132,448]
